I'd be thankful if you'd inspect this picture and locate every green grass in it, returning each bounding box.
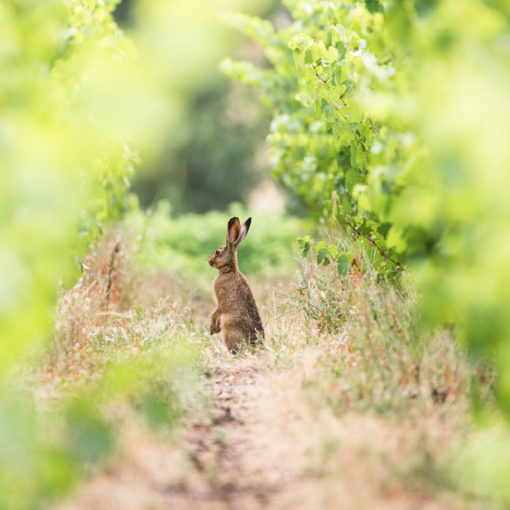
[125,201,308,282]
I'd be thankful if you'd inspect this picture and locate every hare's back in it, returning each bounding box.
[215,271,260,317]
[233,272,263,331]
[216,271,264,343]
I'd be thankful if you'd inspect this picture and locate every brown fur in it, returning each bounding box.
[208,217,264,353]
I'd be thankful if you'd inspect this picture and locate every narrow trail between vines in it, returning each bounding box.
[59,353,309,510]
[56,269,480,510]
[59,351,460,510]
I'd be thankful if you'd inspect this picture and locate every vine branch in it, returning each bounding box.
[311,63,330,87]
[339,211,403,271]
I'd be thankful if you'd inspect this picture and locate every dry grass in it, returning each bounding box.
[41,231,208,388]
[240,258,483,509]
[34,232,495,509]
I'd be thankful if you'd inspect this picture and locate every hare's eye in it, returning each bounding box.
[215,249,220,256]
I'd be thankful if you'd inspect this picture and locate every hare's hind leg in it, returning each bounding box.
[222,327,246,354]
[249,329,264,347]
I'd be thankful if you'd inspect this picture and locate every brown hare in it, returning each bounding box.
[208,217,264,353]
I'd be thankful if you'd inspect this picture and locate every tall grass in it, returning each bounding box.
[256,243,495,505]
[293,255,471,417]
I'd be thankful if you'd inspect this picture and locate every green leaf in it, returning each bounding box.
[337,254,350,276]
[364,0,383,13]
[295,91,313,106]
[298,236,312,257]
[326,46,339,62]
[317,247,330,266]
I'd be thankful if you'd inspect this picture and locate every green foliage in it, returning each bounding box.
[452,420,510,506]
[0,393,117,510]
[64,398,115,464]
[220,1,414,275]
[0,239,202,510]
[0,1,152,506]
[128,201,305,281]
[1,0,273,373]
[222,1,510,415]
[0,398,74,509]
[0,340,200,510]
[0,0,151,373]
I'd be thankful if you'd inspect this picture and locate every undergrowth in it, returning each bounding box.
[260,244,495,506]
[5,230,207,510]
[10,226,497,509]
[293,255,471,417]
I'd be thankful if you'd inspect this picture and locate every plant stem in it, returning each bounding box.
[339,211,403,271]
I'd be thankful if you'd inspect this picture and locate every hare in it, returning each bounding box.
[208,217,264,353]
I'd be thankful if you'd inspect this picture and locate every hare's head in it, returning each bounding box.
[208,217,251,271]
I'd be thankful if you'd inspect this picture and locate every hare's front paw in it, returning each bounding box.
[210,320,221,335]
[210,309,222,335]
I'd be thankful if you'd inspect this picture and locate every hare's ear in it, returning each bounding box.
[235,217,251,247]
[227,217,241,245]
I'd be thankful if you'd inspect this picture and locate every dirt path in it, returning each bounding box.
[59,353,315,510]
[59,347,464,510]
[171,360,291,509]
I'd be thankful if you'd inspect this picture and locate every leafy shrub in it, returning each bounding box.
[0,0,161,373]
[221,1,510,414]
[126,201,306,281]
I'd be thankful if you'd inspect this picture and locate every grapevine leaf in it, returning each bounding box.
[337,254,350,276]
[317,247,330,266]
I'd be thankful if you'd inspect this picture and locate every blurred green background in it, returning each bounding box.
[116,0,278,213]
[2,0,510,507]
